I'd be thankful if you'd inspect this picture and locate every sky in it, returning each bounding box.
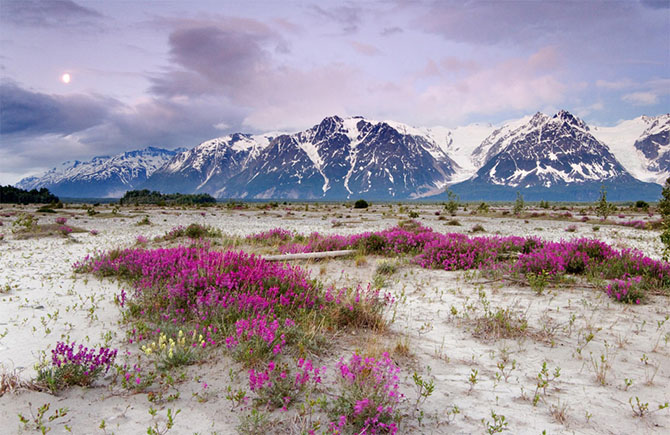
[0,0,669,185]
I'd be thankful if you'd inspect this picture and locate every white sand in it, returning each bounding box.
[0,204,668,434]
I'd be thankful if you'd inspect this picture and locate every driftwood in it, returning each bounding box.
[263,250,356,261]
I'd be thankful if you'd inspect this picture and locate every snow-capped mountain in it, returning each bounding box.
[15,112,669,201]
[145,116,459,199]
[592,114,670,185]
[16,147,183,198]
[449,111,662,201]
[142,133,276,195]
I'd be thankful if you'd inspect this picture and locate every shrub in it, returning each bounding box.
[354,199,369,209]
[477,202,490,213]
[595,185,616,220]
[471,224,485,233]
[513,192,525,214]
[375,261,397,276]
[136,216,151,226]
[635,200,649,210]
[12,213,38,233]
[444,189,459,216]
[162,223,222,241]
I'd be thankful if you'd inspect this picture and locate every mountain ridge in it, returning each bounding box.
[16,111,670,201]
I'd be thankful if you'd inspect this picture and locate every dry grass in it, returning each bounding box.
[471,306,529,341]
[0,365,40,396]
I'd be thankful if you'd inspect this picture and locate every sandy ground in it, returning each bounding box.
[0,203,668,434]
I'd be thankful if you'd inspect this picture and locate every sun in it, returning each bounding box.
[61,73,71,84]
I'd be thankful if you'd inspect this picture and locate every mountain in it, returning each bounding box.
[141,134,275,195]
[16,112,669,201]
[145,116,459,200]
[16,147,183,198]
[592,114,670,186]
[449,111,662,201]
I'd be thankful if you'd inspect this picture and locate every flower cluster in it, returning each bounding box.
[606,276,644,304]
[37,342,117,392]
[619,220,648,230]
[55,217,68,225]
[141,329,209,368]
[77,246,393,374]
[331,352,401,434]
[58,225,73,235]
[246,228,293,244]
[258,222,669,295]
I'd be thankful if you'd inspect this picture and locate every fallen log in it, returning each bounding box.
[263,249,356,261]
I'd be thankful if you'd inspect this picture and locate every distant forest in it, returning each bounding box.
[0,185,59,204]
[119,189,216,205]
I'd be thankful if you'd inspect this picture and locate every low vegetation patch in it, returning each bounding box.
[74,244,403,432]
[246,220,670,300]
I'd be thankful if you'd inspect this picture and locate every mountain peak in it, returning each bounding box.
[551,110,589,131]
[16,147,181,197]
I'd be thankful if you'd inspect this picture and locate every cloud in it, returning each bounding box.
[0,82,116,135]
[3,0,102,27]
[641,0,670,9]
[413,0,668,74]
[617,78,670,106]
[596,79,636,90]
[308,4,363,33]
[350,41,381,56]
[0,81,246,175]
[623,91,659,106]
[415,1,639,46]
[381,26,403,36]
[150,18,281,98]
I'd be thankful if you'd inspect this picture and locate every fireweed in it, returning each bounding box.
[606,276,645,304]
[329,352,402,434]
[247,357,325,410]
[248,221,670,296]
[36,342,117,393]
[76,247,392,368]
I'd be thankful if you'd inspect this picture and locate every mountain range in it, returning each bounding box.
[16,111,669,201]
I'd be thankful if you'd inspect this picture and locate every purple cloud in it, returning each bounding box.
[3,0,102,27]
[0,82,116,135]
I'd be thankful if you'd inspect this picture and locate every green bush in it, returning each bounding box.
[353,199,369,209]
